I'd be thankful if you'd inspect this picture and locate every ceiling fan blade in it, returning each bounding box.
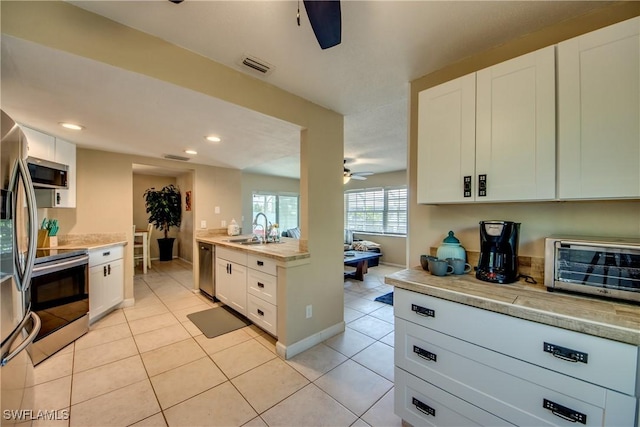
[351,175,367,180]
[354,172,374,176]
[304,0,342,50]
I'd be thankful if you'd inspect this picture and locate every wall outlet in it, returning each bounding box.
[200,220,207,229]
[305,305,312,319]
[214,206,220,214]
[221,220,227,227]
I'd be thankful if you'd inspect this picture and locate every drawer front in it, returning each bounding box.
[89,245,124,266]
[395,288,639,394]
[395,368,513,427]
[247,294,277,336]
[247,269,277,305]
[217,246,247,265]
[247,254,277,276]
[396,318,618,426]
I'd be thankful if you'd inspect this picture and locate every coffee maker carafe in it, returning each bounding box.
[477,221,520,284]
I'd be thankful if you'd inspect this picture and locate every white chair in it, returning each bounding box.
[133,224,153,273]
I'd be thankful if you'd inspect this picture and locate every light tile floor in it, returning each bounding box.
[32,259,403,427]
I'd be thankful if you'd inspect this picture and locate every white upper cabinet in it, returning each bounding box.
[558,17,640,200]
[476,46,556,202]
[417,74,476,204]
[417,46,556,204]
[21,126,55,161]
[53,137,76,208]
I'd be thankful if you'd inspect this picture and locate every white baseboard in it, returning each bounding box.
[275,321,345,359]
[119,298,135,308]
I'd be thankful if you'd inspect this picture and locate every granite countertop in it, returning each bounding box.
[386,267,640,346]
[196,235,310,264]
[53,233,127,251]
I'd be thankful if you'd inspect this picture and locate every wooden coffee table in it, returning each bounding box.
[344,251,382,281]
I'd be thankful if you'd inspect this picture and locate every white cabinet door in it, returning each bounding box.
[558,17,640,199]
[89,247,124,322]
[417,73,476,204]
[215,258,247,316]
[53,138,76,208]
[20,126,55,160]
[105,259,124,309]
[476,46,556,202]
[89,265,106,321]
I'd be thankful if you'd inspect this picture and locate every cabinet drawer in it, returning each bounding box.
[89,245,124,266]
[247,294,276,336]
[395,368,513,427]
[395,318,639,426]
[217,246,247,265]
[247,269,277,305]
[394,289,639,395]
[247,254,277,276]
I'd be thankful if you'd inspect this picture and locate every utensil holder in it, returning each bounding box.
[37,230,50,248]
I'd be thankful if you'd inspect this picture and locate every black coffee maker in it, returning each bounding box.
[476,221,520,284]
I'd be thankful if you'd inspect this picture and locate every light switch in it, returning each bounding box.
[200,220,207,229]
[214,206,220,214]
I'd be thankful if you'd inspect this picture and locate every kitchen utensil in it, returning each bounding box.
[436,231,466,260]
[428,259,454,276]
[447,258,472,275]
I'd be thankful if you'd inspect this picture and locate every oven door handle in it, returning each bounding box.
[1,312,41,367]
[32,255,89,277]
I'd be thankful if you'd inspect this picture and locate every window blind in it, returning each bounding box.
[344,186,407,235]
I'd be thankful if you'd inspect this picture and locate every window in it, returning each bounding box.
[252,192,299,232]
[344,186,407,235]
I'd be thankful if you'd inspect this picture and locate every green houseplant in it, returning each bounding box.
[144,184,182,261]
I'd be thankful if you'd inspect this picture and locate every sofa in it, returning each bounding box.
[345,229,382,267]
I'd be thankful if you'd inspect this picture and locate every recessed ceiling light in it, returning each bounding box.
[59,122,84,130]
[184,149,197,155]
[205,136,221,142]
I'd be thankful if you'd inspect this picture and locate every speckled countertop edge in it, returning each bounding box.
[196,235,310,263]
[53,233,128,251]
[386,267,640,346]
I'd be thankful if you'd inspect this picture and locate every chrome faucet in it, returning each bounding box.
[252,212,270,243]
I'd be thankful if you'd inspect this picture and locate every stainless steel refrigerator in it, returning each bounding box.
[1,110,41,426]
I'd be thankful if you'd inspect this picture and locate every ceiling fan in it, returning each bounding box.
[168,0,342,50]
[299,1,342,50]
[344,160,373,184]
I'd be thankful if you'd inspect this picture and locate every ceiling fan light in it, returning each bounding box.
[343,175,351,184]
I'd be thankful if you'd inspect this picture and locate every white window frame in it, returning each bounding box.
[344,186,407,236]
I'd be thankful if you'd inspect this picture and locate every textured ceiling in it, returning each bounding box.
[1,1,613,178]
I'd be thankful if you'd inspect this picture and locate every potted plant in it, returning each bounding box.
[144,184,182,261]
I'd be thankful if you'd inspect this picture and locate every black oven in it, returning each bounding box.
[29,248,89,364]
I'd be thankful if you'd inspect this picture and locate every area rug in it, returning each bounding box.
[187,305,252,339]
[374,292,394,306]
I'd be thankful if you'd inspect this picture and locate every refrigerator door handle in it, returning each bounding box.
[9,158,38,292]
[0,311,41,367]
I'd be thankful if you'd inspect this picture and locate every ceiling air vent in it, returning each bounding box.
[163,154,190,161]
[239,54,274,76]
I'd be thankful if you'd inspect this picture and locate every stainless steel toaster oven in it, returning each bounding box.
[544,236,640,303]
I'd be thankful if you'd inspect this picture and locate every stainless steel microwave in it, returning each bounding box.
[26,156,68,189]
[544,236,640,303]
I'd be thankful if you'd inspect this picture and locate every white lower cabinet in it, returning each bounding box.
[246,255,278,336]
[394,288,640,426]
[89,246,124,322]
[215,246,278,335]
[215,247,247,316]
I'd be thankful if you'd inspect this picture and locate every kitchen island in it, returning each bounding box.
[196,235,315,359]
[387,268,640,426]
